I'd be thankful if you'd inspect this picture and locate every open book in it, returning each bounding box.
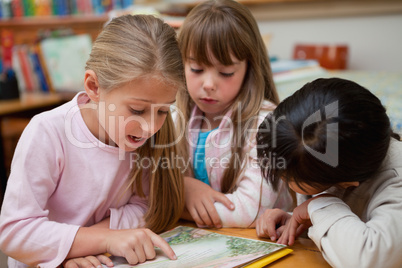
[103,226,292,268]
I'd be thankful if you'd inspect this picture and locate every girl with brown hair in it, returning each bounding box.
[175,0,292,229]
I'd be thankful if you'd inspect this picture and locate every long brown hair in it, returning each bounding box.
[86,14,185,233]
[176,0,279,193]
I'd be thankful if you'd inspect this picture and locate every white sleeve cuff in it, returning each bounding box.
[308,196,345,215]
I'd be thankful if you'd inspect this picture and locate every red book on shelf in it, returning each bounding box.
[16,45,35,92]
[76,0,85,14]
[11,0,25,17]
[80,0,93,14]
[1,30,14,70]
[293,44,349,70]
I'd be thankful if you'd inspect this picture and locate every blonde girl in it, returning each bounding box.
[175,0,292,228]
[0,15,184,268]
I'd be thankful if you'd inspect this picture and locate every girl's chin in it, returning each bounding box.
[117,144,141,153]
[121,146,138,152]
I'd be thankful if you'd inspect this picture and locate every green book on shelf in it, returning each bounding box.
[22,0,35,16]
[39,34,92,92]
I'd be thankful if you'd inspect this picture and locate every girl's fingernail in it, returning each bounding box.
[270,236,275,241]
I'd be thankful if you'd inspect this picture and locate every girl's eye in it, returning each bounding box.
[158,110,169,115]
[190,68,203,74]
[130,108,144,115]
[220,72,234,77]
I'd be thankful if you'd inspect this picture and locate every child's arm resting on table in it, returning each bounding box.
[184,146,292,228]
[213,147,292,228]
[183,176,234,228]
[307,185,402,268]
[256,194,332,245]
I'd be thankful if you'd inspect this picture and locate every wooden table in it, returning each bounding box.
[180,221,330,267]
[0,92,70,196]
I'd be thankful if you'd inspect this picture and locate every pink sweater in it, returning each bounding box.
[0,92,148,268]
[186,102,293,227]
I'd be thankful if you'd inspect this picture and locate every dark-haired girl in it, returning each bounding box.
[256,77,402,268]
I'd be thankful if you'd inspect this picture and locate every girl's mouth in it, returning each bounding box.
[200,98,218,104]
[128,135,146,146]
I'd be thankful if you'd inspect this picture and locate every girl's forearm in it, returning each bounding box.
[66,227,111,259]
[91,217,111,229]
[66,218,111,259]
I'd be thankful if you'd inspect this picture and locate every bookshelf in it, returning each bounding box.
[0,13,108,193]
[0,15,107,44]
[156,0,402,21]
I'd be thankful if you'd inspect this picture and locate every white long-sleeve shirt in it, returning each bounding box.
[0,92,148,268]
[185,102,293,227]
[307,140,402,268]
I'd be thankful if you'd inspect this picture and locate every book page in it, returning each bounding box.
[103,226,287,268]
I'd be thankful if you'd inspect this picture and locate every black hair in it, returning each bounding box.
[257,77,400,191]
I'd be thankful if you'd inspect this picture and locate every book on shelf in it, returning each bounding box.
[102,226,293,268]
[9,31,91,94]
[75,0,92,15]
[35,0,52,16]
[11,0,24,17]
[14,44,38,92]
[1,29,14,70]
[11,46,26,92]
[271,59,327,84]
[39,33,92,92]
[29,44,50,92]
[0,0,134,18]
[12,43,52,93]
[33,42,54,92]
[22,0,35,16]
[1,0,13,18]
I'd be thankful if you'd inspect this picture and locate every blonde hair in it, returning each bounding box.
[176,0,279,193]
[86,14,185,233]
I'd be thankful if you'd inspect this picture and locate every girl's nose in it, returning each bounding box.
[203,73,216,92]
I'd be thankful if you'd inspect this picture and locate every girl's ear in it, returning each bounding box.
[338,181,360,189]
[84,70,100,102]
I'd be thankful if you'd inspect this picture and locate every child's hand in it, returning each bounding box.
[105,228,176,265]
[184,176,234,228]
[256,208,291,241]
[277,199,313,246]
[277,194,335,245]
[63,254,113,268]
